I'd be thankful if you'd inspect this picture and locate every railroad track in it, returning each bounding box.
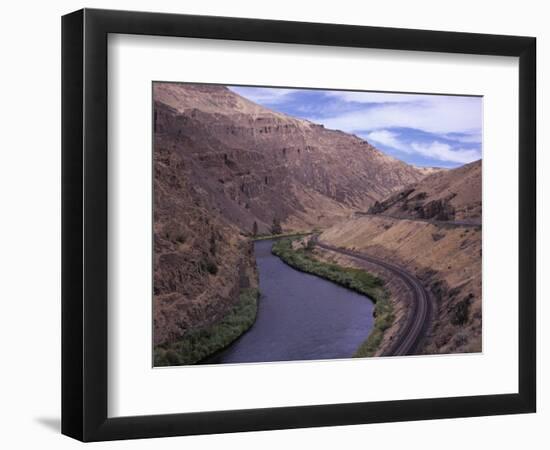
[314,239,432,356]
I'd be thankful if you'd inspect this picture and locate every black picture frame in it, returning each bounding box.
[61,8,536,442]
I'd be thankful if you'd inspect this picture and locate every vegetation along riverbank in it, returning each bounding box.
[272,238,394,357]
[251,231,313,241]
[154,288,260,366]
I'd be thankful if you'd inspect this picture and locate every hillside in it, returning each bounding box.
[369,160,482,223]
[319,162,483,354]
[154,82,428,234]
[153,139,258,346]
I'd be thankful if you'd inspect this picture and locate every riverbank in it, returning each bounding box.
[271,238,394,357]
[319,214,481,354]
[252,231,313,241]
[154,288,259,366]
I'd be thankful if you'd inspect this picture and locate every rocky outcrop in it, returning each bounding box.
[418,198,456,221]
[368,188,416,214]
[368,160,481,224]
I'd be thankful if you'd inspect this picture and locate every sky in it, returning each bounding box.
[228,86,482,169]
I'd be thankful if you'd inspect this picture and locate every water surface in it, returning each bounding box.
[208,239,375,364]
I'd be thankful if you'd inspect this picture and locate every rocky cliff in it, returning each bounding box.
[154,82,428,234]
[368,160,481,223]
[154,131,258,346]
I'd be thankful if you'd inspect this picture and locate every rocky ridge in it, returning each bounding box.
[368,160,482,223]
[154,82,429,234]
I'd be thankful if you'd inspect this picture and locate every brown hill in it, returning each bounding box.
[320,158,482,354]
[154,82,428,234]
[319,215,482,354]
[412,165,447,177]
[369,160,482,223]
[153,141,258,346]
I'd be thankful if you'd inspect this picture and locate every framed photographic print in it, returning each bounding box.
[61,8,536,441]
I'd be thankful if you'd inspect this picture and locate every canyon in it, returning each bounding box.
[153,82,482,359]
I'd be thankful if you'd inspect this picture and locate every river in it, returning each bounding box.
[206,239,375,364]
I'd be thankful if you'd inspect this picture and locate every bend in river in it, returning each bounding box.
[206,239,375,364]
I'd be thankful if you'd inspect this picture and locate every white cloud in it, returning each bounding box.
[327,91,440,104]
[410,142,480,164]
[227,86,483,164]
[364,130,409,152]
[316,94,482,135]
[442,132,482,144]
[229,87,482,136]
[366,129,481,164]
[228,86,296,104]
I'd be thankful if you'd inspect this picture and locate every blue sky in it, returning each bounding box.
[228,86,482,168]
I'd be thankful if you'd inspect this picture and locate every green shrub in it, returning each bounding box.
[450,295,472,325]
[209,233,217,255]
[271,217,283,235]
[154,288,259,366]
[206,260,218,275]
[198,257,218,275]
